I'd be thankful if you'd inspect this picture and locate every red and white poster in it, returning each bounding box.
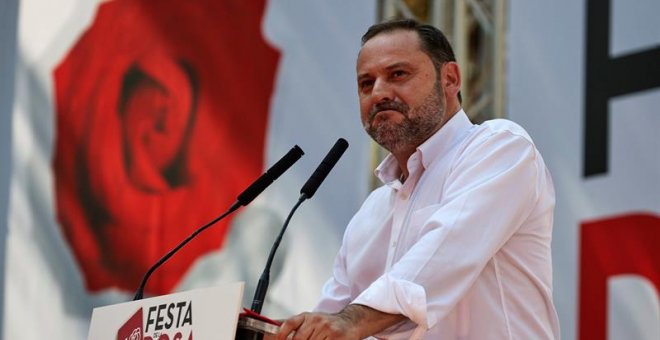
[4,0,374,338]
[509,0,660,339]
[52,0,279,295]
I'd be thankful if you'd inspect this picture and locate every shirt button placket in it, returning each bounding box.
[386,191,407,269]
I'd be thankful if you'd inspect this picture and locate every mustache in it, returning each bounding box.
[368,101,410,122]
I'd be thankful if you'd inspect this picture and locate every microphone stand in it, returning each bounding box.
[237,194,307,340]
[248,138,348,313]
[251,193,307,313]
[239,139,347,339]
[131,145,303,301]
[133,201,241,301]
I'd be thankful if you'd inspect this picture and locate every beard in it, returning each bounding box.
[365,80,446,153]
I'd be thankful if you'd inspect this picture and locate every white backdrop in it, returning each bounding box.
[509,1,660,339]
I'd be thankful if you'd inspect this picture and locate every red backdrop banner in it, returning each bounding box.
[53,0,280,295]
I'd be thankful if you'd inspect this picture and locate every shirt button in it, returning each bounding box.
[401,193,409,200]
[392,241,397,248]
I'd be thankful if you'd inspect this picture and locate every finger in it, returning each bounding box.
[291,320,315,340]
[276,314,305,340]
[291,314,324,340]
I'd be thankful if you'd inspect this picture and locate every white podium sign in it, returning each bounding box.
[88,283,244,340]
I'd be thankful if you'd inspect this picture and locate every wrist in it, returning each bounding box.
[336,304,368,338]
[336,304,406,338]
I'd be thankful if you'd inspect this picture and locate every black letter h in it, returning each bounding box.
[584,0,660,177]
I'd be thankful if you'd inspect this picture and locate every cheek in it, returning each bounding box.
[404,80,435,107]
[359,97,371,123]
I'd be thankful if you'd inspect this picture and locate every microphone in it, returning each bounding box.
[300,138,349,199]
[251,138,349,313]
[237,145,305,206]
[133,145,304,301]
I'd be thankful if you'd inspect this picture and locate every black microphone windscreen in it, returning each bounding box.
[237,145,304,206]
[300,138,348,199]
[267,145,304,181]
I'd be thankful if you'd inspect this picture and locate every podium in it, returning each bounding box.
[87,283,279,339]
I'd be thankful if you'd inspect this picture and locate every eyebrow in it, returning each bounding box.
[385,62,413,71]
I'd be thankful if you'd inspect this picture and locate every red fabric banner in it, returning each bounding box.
[53,0,280,295]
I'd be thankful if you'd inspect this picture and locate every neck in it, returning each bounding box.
[392,148,415,181]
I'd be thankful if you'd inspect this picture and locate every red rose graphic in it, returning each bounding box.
[53,0,280,295]
[117,308,143,340]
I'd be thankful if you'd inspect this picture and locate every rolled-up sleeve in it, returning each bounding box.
[314,241,352,314]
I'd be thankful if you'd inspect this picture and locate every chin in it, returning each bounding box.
[371,132,402,152]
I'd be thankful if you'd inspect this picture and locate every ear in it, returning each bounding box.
[441,62,461,101]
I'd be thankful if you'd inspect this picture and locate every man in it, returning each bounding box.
[276,19,559,339]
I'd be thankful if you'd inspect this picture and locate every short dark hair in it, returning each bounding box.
[362,19,461,102]
[362,19,456,67]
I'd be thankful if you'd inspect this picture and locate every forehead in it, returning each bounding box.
[357,30,429,73]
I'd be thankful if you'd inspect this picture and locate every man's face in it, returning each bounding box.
[357,30,446,153]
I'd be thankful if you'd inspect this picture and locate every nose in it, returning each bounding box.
[371,78,394,103]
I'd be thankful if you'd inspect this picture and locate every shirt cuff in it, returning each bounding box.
[352,274,436,331]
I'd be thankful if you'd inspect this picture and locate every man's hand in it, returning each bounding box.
[275,311,360,340]
[274,304,406,340]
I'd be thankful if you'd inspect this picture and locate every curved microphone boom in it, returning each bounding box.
[133,145,304,301]
[251,138,349,313]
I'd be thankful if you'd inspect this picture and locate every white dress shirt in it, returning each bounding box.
[314,110,560,339]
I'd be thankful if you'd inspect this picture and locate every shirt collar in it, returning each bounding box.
[374,109,474,185]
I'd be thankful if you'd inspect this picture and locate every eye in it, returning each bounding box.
[359,79,374,91]
[391,70,407,78]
